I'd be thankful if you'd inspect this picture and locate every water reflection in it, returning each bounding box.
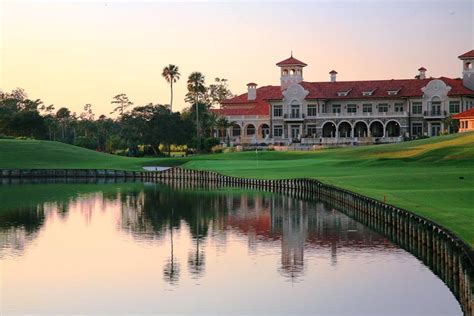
[0,182,463,315]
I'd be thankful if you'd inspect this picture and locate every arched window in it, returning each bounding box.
[232,124,241,137]
[246,124,255,136]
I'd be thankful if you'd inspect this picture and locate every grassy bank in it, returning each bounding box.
[1,133,473,245]
[0,139,184,170]
[184,133,474,246]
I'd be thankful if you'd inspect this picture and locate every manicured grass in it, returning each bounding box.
[0,139,186,170]
[1,133,473,246]
[184,133,474,246]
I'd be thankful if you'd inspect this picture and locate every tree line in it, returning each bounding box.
[0,66,234,156]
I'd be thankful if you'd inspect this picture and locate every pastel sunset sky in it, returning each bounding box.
[1,0,473,115]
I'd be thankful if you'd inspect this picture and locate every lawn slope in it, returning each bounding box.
[0,139,183,170]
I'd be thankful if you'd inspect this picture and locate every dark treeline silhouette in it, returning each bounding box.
[0,72,233,155]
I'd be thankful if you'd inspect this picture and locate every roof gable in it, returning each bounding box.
[276,56,307,67]
[458,49,474,60]
[453,108,474,119]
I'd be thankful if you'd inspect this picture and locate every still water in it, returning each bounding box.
[0,181,462,315]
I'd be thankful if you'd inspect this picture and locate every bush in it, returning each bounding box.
[74,136,99,150]
[223,147,236,154]
[0,134,15,139]
[211,145,223,154]
[203,137,220,152]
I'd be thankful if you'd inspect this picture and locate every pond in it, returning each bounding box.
[0,181,462,315]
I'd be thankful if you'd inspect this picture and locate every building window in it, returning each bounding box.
[363,104,372,113]
[337,89,351,97]
[412,102,422,114]
[273,125,283,137]
[307,104,317,117]
[412,122,423,136]
[307,124,317,136]
[347,104,357,113]
[332,104,341,113]
[246,124,255,135]
[394,103,404,112]
[378,104,389,113]
[273,106,282,117]
[232,125,241,137]
[449,101,460,114]
[290,104,300,118]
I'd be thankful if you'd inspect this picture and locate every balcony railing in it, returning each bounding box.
[318,111,408,118]
[283,113,305,120]
[424,110,447,117]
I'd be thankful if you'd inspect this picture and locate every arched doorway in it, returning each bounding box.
[338,121,352,138]
[369,121,384,137]
[259,124,270,138]
[386,121,401,137]
[232,124,241,137]
[246,124,255,136]
[354,121,368,137]
[322,122,336,137]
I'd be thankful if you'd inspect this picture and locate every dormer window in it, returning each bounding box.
[362,88,376,96]
[387,89,401,96]
[337,88,352,97]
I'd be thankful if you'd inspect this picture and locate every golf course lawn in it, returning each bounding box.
[1,132,473,246]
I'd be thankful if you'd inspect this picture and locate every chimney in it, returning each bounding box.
[418,67,427,79]
[247,83,257,101]
[329,70,337,82]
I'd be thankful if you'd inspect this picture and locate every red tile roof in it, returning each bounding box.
[418,67,427,71]
[276,56,307,67]
[217,77,474,116]
[302,77,473,99]
[215,85,281,116]
[458,50,474,60]
[453,108,474,119]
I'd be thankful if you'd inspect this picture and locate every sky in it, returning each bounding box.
[1,0,473,116]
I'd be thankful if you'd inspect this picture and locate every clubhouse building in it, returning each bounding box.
[214,50,474,145]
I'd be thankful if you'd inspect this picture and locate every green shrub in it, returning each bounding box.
[223,147,236,154]
[203,137,220,152]
[211,145,223,154]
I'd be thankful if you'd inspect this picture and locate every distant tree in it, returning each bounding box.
[186,72,206,151]
[7,110,46,138]
[162,64,181,112]
[110,93,133,116]
[205,78,234,108]
[56,107,71,140]
[442,115,459,134]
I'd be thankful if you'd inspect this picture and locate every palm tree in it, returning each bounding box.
[162,64,181,112]
[216,116,233,142]
[187,72,206,151]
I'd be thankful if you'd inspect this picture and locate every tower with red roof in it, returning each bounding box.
[276,53,307,91]
[459,49,474,91]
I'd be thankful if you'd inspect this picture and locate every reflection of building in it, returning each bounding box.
[271,196,308,278]
[215,50,474,145]
[225,193,395,280]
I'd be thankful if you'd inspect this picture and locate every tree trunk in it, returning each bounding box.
[170,81,173,112]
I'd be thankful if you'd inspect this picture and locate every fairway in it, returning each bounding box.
[1,133,474,246]
[184,133,474,246]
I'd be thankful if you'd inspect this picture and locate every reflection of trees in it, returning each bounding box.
[188,200,206,279]
[163,209,180,285]
[0,204,46,256]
